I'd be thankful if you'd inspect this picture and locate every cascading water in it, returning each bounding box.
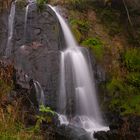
[24,4,30,40]
[34,81,45,105]
[5,1,16,57]
[24,0,35,41]
[50,6,77,47]
[49,5,109,139]
[59,52,67,114]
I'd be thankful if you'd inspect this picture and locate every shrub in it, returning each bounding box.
[35,105,55,132]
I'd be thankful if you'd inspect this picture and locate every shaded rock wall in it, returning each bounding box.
[0,10,8,55]
[11,3,65,110]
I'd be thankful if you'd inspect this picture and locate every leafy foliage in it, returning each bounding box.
[35,105,55,132]
[82,37,104,61]
[39,105,55,115]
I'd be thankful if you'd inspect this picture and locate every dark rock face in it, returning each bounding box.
[8,3,65,110]
[94,116,140,140]
[55,124,91,140]
[0,11,8,56]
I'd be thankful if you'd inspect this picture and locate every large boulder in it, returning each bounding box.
[94,116,140,140]
[55,124,92,140]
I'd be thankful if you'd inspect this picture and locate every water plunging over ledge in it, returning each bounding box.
[34,81,45,106]
[7,1,108,138]
[49,5,109,139]
[5,1,16,57]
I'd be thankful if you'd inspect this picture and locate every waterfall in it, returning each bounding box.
[34,81,45,105]
[49,6,77,47]
[49,5,109,138]
[24,0,36,42]
[5,2,16,57]
[58,52,67,114]
[24,4,30,40]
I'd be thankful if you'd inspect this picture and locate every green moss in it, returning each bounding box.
[107,78,126,95]
[126,72,140,87]
[70,19,89,33]
[72,27,82,42]
[36,0,48,11]
[109,98,122,112]
[82,37,104,61]
[16,0,27,9]
[123,48,140,71]
[109,94,140,115]
[107,72,140,115]
[120,95,140,115]
[69,19,90,42]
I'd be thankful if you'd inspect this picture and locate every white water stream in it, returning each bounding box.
[49,5,109,139]
[5,2,16,57]
[34,81,45,105]
[11,2,109,139]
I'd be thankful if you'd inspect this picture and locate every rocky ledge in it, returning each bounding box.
[94,115,140,140]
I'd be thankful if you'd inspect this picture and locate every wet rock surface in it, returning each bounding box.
[0,2,66,111]
[11,3,64,110]
[94,115,140,140]
[0,11,8,56]
[55,124,91,140]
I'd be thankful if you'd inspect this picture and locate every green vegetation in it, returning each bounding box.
[70,19,90,42]
[36,0,48,11]
[126,72,140,87]
[82,37,104,61]
[96,7,122,36]
[0,105,42,140]
[54,0,140,117]
[0,63,43,140]
[16,0,27,9]
[123,48,140,71]
[0,79,12,100]
[35,105,55,132]
[109,94,140,115]
[106,47,140,115]
[65,0,88,10]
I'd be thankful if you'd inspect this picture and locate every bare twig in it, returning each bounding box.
[122,0,133,26]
